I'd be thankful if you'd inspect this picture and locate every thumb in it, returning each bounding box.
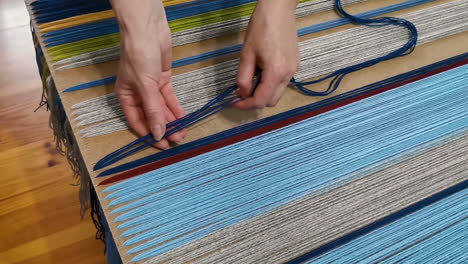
[141,86,167,141]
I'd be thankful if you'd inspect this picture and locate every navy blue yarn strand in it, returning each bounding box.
[31,0,105,9]
[33,1,105,14]
[94,98,236,170]
[291,0,418,96]
[95,53,468,174]
[100,86,239,170]
[94,86,238,170]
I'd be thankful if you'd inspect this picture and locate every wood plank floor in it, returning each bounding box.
[0,0,106,263]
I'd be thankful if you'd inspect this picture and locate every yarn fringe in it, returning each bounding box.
[43,76,105,243]
[90,184,107,252]
[33,24,105,242]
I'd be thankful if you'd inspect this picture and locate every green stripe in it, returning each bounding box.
[49,33,120,61]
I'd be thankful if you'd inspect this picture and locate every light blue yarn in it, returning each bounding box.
[305,190,468,263]
[126,114,468,253]
[115,94,467,230]
[110,86,466,226]
[104,68,468,198]
[99,67,468,262]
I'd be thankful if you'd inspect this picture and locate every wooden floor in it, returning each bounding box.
[0,1,106,263]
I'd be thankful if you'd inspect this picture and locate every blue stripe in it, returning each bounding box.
[64,76,117,93]
[45,25,120,47]
[43,18,118,38]
[33,0,256,24]
[35,4,112,23]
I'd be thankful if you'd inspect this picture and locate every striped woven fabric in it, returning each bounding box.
[26,0,468,263]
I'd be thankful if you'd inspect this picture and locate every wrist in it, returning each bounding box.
[256,0,298,14]
[111,0,165,38]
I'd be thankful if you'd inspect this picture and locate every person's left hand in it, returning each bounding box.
[234,0,300,109]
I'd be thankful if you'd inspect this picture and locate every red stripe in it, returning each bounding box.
[99,59,467,186]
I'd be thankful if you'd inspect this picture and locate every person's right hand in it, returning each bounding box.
[111,0,186,149]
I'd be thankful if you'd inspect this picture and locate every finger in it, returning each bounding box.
[236,48,256,98]
[160,80,188,139]
[234,69,279,109]
[117,91,169,149]
[139,83,167,141]
[154,138,170,150]
[267,81,289,107]
[119,96,149,138]
[160,81,186,119]
[162,104,186,143]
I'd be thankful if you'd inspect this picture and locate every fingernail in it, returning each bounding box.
[152,124,163,141]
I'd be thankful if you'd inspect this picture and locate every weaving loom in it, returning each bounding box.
[26,0,468,263]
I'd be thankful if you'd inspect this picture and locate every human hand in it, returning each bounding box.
[111,0,186,149]
[234,0,300,109]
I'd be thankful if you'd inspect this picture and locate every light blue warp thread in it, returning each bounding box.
[110,72,468,233]
[305,189,468,263]
[103,68,461,206]
[101,71,464,209]
[63,0,432,93]
[102,66,468,262]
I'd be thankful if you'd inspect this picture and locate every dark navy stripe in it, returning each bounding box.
[33,0,256,24]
